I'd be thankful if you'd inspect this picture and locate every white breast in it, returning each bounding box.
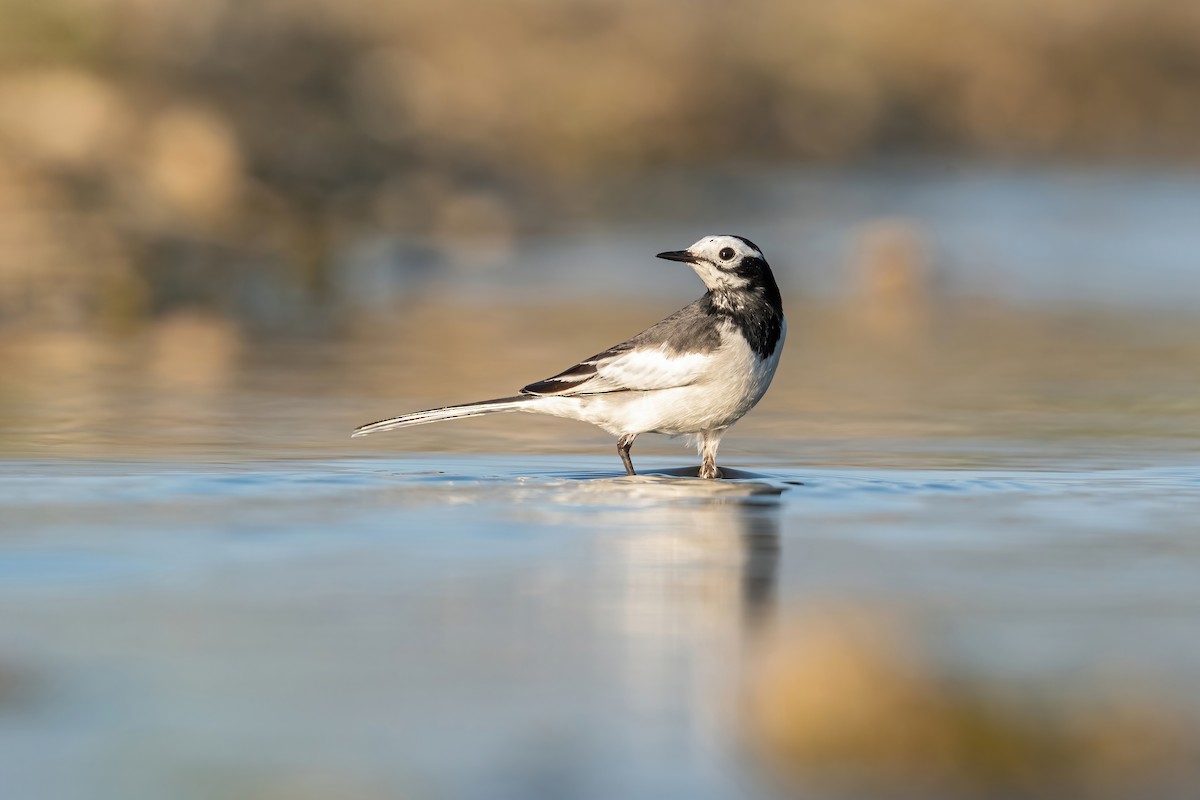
[702,317,786,427]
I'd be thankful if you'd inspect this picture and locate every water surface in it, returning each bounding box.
[2,168,1200,797]
[2,447,1198,799]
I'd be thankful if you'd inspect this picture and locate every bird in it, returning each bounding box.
[352,234,785,479]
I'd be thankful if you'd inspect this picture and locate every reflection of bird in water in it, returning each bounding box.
[542,474,782,627]
[353,235,785,479]
[617,491,782,623]
[740,508,781,625]
[588,486,782,754]
[507,477,783,779]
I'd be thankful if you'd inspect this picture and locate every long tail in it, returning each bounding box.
[352,395,536,437]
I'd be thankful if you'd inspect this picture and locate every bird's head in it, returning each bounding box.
[656,234,774,295]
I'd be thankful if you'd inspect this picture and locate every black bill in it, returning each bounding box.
[655,250,697,264]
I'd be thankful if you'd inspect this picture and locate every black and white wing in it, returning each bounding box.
[521,301,718,397]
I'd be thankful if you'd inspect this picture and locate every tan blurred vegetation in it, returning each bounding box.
[746,607,1200,799]
[1,0,1200,331]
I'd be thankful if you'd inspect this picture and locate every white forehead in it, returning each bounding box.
[688,235,761,258]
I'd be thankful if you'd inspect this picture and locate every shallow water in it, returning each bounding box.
[2,448,1199,799]
[2,221,1199,797]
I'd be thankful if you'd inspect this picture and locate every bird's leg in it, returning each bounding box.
[617,433,637,476]
[698,430,724,479]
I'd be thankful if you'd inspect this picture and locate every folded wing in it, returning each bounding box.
[522,344,712,396]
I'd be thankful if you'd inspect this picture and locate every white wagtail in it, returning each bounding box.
[353,235,785,478]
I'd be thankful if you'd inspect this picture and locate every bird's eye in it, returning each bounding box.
[718,247,735,261]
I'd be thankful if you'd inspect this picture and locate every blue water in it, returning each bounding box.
[2,455,1198,799]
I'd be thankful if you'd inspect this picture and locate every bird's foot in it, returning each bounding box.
[698,463,723,480]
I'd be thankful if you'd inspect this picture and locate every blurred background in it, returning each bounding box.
[2,2,1200,799]
[4,0,1200,326]
[1,0,1198,456]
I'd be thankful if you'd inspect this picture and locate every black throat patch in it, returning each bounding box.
[708,257,784,359]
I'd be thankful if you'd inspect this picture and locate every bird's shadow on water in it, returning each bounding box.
[638,465,778,481]
[553,464,793,494]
